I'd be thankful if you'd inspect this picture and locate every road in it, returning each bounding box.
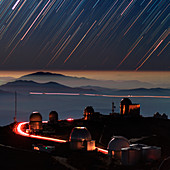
[15,121,108,154]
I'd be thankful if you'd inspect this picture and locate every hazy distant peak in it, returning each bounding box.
[5,80,68,87]
[4,80,39,86]
[22,71,65,77]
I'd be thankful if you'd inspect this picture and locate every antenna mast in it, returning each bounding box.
[14,91,17,122]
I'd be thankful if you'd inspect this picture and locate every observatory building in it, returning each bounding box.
[83,106,94,120]
[107,136,130,159]
[69,127,95,151]
[49,111,58,124]
[29,111,43,134]
[120,98,140,116]
[83,106,101,120]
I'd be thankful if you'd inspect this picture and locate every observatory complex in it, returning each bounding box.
[17,97,165,168]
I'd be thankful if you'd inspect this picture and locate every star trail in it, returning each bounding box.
[0,0,169,70]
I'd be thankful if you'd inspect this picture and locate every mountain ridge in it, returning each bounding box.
[18,71,154,89]
[0,80,97,94]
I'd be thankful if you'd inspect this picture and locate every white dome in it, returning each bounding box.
[69,127,92,142]
[107,136,130,151]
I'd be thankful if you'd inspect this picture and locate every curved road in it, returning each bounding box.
[15,122,108,154]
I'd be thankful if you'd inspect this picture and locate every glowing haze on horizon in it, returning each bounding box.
[0,70,170,88]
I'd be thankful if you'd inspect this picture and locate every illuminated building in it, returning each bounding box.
[83,106,101,120]
[83,106,94,120]
[29,111,43,134]
[107,136,130,159]
[69,127,95,151]
[49,111,58,124]
[120,98,140,116]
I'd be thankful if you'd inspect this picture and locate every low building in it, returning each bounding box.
[120,98,140,116]
[83,106,101,120]
[83,106,94,120]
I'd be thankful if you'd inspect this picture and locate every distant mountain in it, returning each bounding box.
[0,80,96,94]
[23,72,65,77]
[0,77,15,86]
[19,71,153,89]
[80,85,170,96]
[117,88,170,96]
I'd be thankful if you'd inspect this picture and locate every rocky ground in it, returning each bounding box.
[0,116,170,169]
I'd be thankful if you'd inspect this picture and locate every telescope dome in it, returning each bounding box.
[121,98,132,105]
[30,112,42,122]
[107,136,130,151]
[69,127,92,142]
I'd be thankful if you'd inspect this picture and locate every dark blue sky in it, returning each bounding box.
[0,0,169,71]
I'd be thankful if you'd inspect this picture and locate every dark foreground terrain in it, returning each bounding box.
[0,117,170,170]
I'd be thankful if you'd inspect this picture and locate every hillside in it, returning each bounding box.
[0,80,96,94]
[19,71,153,89]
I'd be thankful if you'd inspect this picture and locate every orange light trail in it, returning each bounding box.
[21,0,51,41]
[16,122,67,143]
[136,40,163,71]
[98,0,118,25]
[97,0,125,37]
[46,23,82,67]
[143,4,169,35]
[16,122,108,155]
[136,29,168,66]
[2,40,20,64]
[124,0,152,36]
[157,41,169,56]
[56,0,65,13]
[66,118,74,122]
[121,0,134,16]
[64,20,97,63]
[0,1,12,19]
[29,92,170,99]
[33,0,57,30]
[51,9,84,54]
[0,0,27,40]
[71,0,84,16]
[95,147,108,154]
[30,92,80,96]
[47,35,71,65]
[136,28,169,70]
[8,0,43,47]
[116,36,143,69]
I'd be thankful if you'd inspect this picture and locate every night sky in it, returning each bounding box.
[0,0,169,71]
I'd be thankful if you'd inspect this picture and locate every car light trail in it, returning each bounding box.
[66,118,74,122]
[16,122,67,143]
[95,147,108,154]
[15,122,108,154]
[29,92,170,99]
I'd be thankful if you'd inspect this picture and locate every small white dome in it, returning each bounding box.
[107,136,130,151]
